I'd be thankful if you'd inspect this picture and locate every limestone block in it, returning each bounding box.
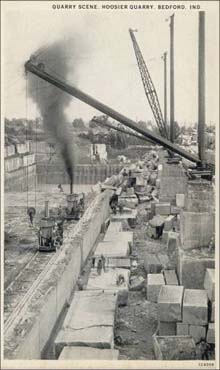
[156,178,161,189]
[189,325,207,344]
[180,212,215,249]
[171,206,181,215]
[176,194,185,208]
[153,335,196,360]
[147,273,165,303]
[158,254,170,269]
[204,268,215,302]
[164,270,178,286]
[176,323,189,336]
[164,215,175,231]
[167,232,180,252]
[94,240,129,258]
[158,285,184,322]
[107,221,122,233]
[155,202,171,216]
[211,301,215,322]
[162,231,169,244]
[59,347,119,360]
[159,322,176,336]
[206,323,215,344]
[54,291,117,357]
[144,254,162,274]
[183,289,208,325]
[151,201,157,216]
[178,247,215,289]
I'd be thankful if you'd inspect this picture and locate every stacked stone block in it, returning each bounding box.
[158,285,184,336]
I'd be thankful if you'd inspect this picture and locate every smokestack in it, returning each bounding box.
[70,182,73,194]
[44,200,49,218]
[198,11,206,167]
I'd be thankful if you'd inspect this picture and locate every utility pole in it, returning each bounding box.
[198,11,205,167]
[169,14,175,142]
[162,52,167,133]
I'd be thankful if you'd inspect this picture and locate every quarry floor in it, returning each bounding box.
[4,185,96,321]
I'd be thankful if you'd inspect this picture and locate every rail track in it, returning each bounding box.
[4,250,62,333]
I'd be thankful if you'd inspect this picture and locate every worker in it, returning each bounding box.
[199,339,211,360]
[97,259,103,275]
[58,184,64,192]
[101,254,106,272]
[29,211,34,226]
[109,193,118,214]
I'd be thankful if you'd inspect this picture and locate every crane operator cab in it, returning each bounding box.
[65,193,85,221]
[38,217,63,252]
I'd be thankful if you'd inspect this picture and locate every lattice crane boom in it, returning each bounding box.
[129,29,168,139]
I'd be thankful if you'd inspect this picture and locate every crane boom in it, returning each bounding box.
[129,29,168,139]
[24,60,200,164]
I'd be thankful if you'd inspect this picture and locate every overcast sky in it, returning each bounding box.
[2,1,219,126]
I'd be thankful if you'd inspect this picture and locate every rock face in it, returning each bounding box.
[153,335,196,360]
[182,289,208,326]
[180,211,215,249]
[158,285,184,322]
[178,247,215,289]
[204,268,215,302]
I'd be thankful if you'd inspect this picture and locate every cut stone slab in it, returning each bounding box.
[94,240,129,258]
[104,231,133,246]
[107,222,122,233]
[189,325,207,344]
[87,268,129,292]
[144,254,162,274]
[176,323,189,336]
[129,276,145,291]
[159,322,176,336]
[54,290,117,358]
[158,285,184,322]
[59,346,119,360]
[178,247,215,289]
[183,289,208,325]
[94,257,130,269]
[111,209,137,221]
[164,270,179,285]
[206,323,215,344]
[204,268,215,302]
[176,194,185,208]
[155,202,171,216]
[164,215,175,231]
[153,335,196,360]
[118,195,138,209]
[180,211,215,249]
[147,273,165,303]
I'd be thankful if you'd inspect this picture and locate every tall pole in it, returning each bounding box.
[170,14,175,142]
[162,52,167,132]
[198,11,205,167]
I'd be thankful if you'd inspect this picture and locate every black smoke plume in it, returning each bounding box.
[28,39,81,184]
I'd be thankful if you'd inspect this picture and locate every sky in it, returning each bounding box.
[2,1,219,127]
